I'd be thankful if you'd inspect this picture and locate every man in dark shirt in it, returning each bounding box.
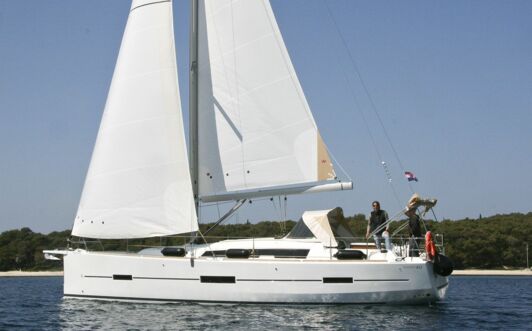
[405,208,422,257]
[366,201,391,251]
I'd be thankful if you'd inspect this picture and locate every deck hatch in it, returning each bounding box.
[201,249,309,258]
[113,274,133,280]
[323,277,353,283]
[200,276,236,283]
[202,250,226,257]
[255,249,309,258]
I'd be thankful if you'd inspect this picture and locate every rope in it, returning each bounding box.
[269,196,289,235]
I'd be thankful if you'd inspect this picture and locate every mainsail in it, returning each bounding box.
[72,0,197,239]
[196,0,345,203]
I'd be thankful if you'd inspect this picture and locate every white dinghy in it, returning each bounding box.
[45,0,451,304]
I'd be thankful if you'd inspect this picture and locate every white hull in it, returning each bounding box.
[60,249,448,304]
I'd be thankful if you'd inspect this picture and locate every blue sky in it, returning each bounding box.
[1,0,531,233]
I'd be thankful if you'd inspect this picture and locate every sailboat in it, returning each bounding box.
[44,0,451,304]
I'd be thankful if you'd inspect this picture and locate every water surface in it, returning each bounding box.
[0,276,530,330]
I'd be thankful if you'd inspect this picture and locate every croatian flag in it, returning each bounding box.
[404,171,418,182]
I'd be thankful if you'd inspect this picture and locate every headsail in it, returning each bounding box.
[72,0,197,239]
[197,0,347,202]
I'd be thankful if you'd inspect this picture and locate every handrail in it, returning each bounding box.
[67,233,446,260]
[368,208,406,238]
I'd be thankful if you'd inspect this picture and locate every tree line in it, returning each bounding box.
[0,212,530,271]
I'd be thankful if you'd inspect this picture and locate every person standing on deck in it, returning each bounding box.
[405,208,422,257]
[366,201,391,251]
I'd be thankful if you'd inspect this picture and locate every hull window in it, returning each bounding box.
[113,274,132,280]
[200,276,236,284]
[323,277,353,283]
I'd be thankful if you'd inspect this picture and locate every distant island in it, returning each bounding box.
[0,212,530,271]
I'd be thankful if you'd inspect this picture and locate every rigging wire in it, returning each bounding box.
[322,1,403,208]
[199,196,277,228]
[216,201,221,220]
[323,143,352,182]
[431,208,439,222]
[324,1,414,197]
[279,196,286,234]
[270,197,282,228]
[284,195,288,220]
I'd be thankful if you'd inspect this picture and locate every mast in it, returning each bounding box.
[189,0,199,213]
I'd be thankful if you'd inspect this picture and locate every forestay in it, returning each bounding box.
[72,0,197,239]
[197,0,339,202]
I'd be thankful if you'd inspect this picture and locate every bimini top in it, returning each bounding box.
[286,207,356,246]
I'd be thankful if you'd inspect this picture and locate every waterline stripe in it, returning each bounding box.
[237,279,321,282]
[355,279,409,282]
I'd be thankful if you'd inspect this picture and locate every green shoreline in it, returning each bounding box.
[2,213,531,270]
[452,269,532,276]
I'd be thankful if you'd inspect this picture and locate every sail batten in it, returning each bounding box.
[131,0,171,12]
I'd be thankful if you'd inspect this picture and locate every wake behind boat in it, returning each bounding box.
[45,0,452,304]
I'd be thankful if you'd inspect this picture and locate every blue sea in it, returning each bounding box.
[0,276,530,330]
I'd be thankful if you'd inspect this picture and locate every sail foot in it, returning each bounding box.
[200,181,353,203]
